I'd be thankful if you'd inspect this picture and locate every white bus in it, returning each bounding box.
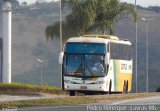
[59,35,133,96]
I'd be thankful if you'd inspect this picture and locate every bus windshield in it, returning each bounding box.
[65,43,106,54]
[64,54,106,77]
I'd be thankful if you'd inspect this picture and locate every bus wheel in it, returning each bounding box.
[69,91,75,96]
[123,80,128,94]
[126,81,128,93]
[108,80,112,95]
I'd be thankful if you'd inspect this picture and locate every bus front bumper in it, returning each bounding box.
[64,83,107,92]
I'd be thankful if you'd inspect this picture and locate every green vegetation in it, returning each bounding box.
[0,97,97,108]
[0,83,63,95]
[45,0,137,41]
[0,93,160,109]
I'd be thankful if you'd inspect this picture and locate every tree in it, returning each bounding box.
[46,0,96,41]
[21,1,28,7]
[88,0,137,35]
[65,0,96,35]
[11,0,20,9]
[45,21,77,42]
[45,0,137,40]
[1,0,20,9]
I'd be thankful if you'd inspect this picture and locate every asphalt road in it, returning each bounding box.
[111,96,160,105]
[0,95,66,102]
[18,96,160,111]
[18,105,87,111]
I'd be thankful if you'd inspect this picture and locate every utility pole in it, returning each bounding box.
[135,0,138,93]
[36,59,44,85]
[2,0,12,83]
[59,0,64,90]
[141,17,153,93]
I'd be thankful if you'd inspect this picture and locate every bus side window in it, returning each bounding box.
[110,43,132,60]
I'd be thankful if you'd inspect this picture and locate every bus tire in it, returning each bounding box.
[126,80,128,93]
[108,80,112,95]
[62,76,64,90]
[69,91,75,96]
[123,80,128,94]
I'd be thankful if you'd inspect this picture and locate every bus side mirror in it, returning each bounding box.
[59,51,64,64]
[105,53,110,65]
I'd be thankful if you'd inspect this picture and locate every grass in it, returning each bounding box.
[0,82,64,95]
[0,93,160,109]
[0,83,160,109]
[0,97,96,108]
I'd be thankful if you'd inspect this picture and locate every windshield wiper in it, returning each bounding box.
[86,64,94,76]
[75,62,83,73]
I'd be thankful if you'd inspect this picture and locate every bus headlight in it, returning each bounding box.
[95,81,105,84]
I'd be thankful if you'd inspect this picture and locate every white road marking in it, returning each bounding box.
[110,96,160,105]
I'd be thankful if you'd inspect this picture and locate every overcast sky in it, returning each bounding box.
[18,0,159,7]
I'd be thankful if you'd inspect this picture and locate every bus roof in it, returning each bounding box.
[66,35,131,45]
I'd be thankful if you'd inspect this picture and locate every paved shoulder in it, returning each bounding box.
[18,105,86,111]
[0,95,66,102]
[111,96,160,105]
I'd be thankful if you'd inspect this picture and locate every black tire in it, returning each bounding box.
[156,88,160,92]
[108,80,112,95]
[69,91,75,96]
[126,81,128,93]
[123,80,128,94]
[61,63,64,90]
[61,75,64,90]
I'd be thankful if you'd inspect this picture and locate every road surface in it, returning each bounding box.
[0,95,66,102]
[18,96,160,111]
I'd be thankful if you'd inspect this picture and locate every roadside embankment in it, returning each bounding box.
[0,83,160,109]
[0,92,160,109]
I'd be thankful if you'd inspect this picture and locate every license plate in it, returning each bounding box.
[80,86,87,89]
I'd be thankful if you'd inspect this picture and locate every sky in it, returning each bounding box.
[18,0,159,7]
